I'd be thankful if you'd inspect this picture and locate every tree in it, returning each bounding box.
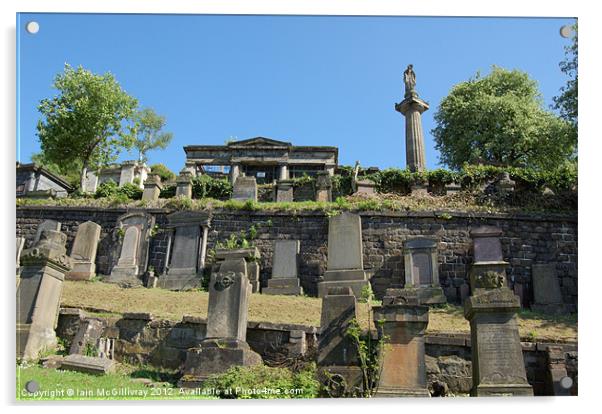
[553,22,578,132]
[37,64,138,189]
[30,152,82,188]
[431,66,575,171]
[150,163,176,182]
[131,108,173,163]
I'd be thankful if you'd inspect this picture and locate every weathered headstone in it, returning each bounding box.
[179,258,262,386]
[108,212,155,285]
[317,287,362,396]
[33,220,61,245]
[531,264,567,314]
[142,174,163,202]
[232,176,257,202]
[264,240,303,295]
[175,170,193,198]
[384,238,445,305]
[464,226,533,396]
[66,221,102,281]
[69,318,105,355]
[275,179,294,202]
[315,171,332,202]
[17,230,72,360]
[158,211,211,290]
[214,247,261,293]
[373,298,430,397]
[61,354,115,375]
[318,212,369,298]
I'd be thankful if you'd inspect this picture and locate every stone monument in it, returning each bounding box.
[531,264,568,314]
[395,64,429,172]
[66,221,102,281]
[373,296,430,397]
[464,225,533,396]
[318,212,369,298]
[158,211,211,290]
[142,174,163,202]
[232,176,258,202]
[108,212,155,285]
[276,179,294,202]
[383,238,446,305]
[175,169,193,199]
[315,171,333,202]
[179,258,262,386]
[213,247,261,293]
[17,230,72,360]
[33,219,61,245]
[351,161,376,195]
[318,287,362,396]
[263,240,303,295]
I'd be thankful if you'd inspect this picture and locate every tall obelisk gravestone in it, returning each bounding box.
[395,64,429,172]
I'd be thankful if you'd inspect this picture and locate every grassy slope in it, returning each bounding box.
[62,281,577,342]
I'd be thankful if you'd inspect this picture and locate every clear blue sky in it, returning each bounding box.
[16,13,575,173]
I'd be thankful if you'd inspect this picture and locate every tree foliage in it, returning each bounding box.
[432,66,576,170]
[149,163,176,182]
[131,108,173,163]
[30,152,81,188]
[36,64,138,189]
[553,22,578,132]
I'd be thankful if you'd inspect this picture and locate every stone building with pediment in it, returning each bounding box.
[183,137,338,184]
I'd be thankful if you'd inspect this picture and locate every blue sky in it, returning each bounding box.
[16,13,575,173]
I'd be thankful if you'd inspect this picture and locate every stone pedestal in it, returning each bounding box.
[318,212,369,298]
[275,179,294,202]
[232,176,257,202]
[531,264,568,314]
[354,180,376,195]
[264,240,303,295]
[214,247,261,293]
[175,170,193,199]
[142,174,163,202]
[17,230,72,360]
[395,96,429,173]
[315,171,332,202]
[66,221,102,281]
[158,212,211,290]
[180,258,261,386]
[373,302,430,397]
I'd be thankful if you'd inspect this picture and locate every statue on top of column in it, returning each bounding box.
[404,64,417,98]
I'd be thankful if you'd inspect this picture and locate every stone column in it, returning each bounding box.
[315,171,332,202]
[396,97,429,172]
[229,164,241,185]
[278,164,289,180]
[175,170,193,199]
[142,175,163,202]
[373,301,430,397]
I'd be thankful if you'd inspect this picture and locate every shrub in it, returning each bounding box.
[119,183,143,200]
[150,163,176,182]
[94,179,119,198]
[191,175,233,200]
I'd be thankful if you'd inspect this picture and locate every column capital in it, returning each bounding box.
[395,96,430,115]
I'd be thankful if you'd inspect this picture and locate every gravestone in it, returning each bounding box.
[214,247,261,293]
[464,226,533,396]
[179,258,261,386]
[373,298,430,397]
[69,318,105,355]
[66,221,102,281]
[276,180,294,202]
[232,176,257,202]
[33,220,61,245]
[317,212,369,298]
[142,174,162,201]
[384,238,445,305]
[315,171,332,202]
[264,240,303,295]
[61,354,115,375]
[17,230,72,360]
[158,211,211,290]
[175,170,193,198]
[531,264,568,314]
[108,212,155,285]
[317,287,362,397]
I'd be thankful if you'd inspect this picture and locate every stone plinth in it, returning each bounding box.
[264,240,303,295]
[315,171,332,202]
[179,258,261,386]
[373,302,430,397]
[214,247,261,293]
[318,287,362,396]
[66,221,102,281]
[17,230,72,360]
[175,170,193,199]
[232,176,257,202]
[142,174,163,202]
[275,180,294,202]
[158,211,211,290]
[531,264,568,314]
[395,96,429,173]
[318,212,369,298]
[354,180,376,195]
[108,212,155,285]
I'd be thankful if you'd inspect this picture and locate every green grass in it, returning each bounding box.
[16,363,217,401]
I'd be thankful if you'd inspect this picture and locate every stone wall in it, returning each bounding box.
[56,309,577,396]
[17,206,577,305]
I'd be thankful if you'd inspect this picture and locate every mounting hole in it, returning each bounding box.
[26,21,40,34]
[560,376,573,389]
[559,25,573,38]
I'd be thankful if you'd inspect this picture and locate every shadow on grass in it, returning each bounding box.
[518,309,578,331]
[129,366,181,386]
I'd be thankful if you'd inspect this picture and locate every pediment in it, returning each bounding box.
[228,136,292,148]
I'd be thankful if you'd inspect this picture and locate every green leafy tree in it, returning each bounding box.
[553,22,578,133]
[150,163,176,182]
[432,66,575,171]
[131,108,173,163]
[36,64,138,189]
[30,152,81,188]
